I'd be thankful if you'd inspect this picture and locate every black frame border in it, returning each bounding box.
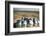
[5,1,45,35]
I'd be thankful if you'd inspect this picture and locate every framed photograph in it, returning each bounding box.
[5,1,45,35]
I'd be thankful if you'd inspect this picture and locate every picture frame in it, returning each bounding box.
[5,1,45,35]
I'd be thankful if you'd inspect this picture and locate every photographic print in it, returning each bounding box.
[5,1,45,35]
[13,8,39,28]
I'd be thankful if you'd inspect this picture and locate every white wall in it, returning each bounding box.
[0,0,46,36]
